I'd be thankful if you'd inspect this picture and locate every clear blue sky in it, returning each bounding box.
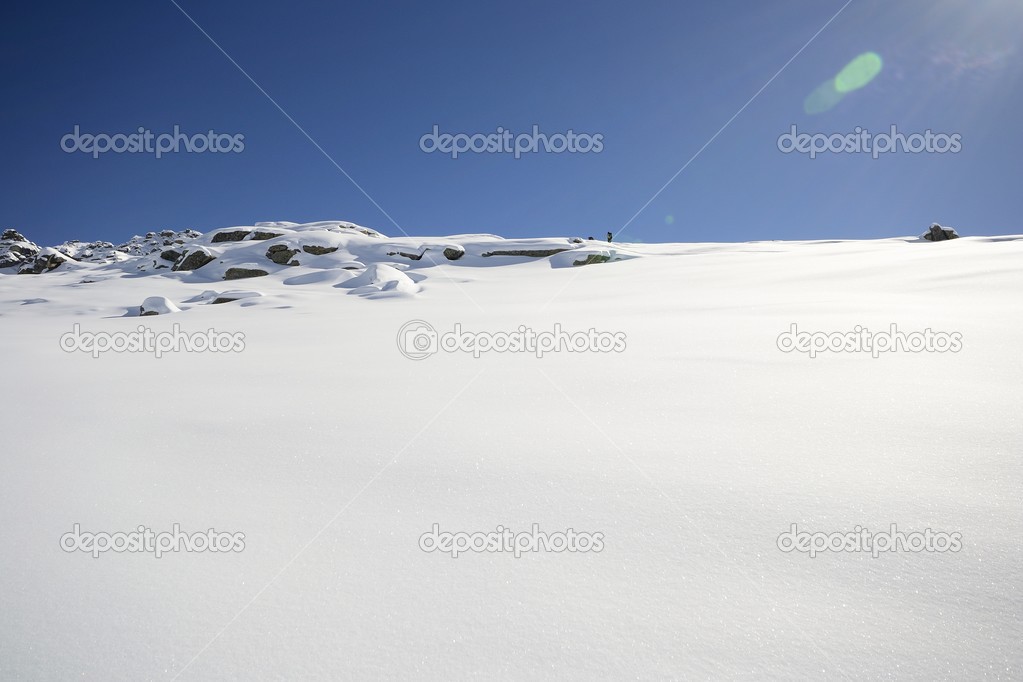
[2,0,1021,245]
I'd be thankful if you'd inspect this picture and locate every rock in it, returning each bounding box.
[172,248,216,271]
[250,231,283,241]
[339,262,418,296]
[266,244,300,265]
[198,290,264,305]
[0,230,40,269]
[443,246,465,260]
[573,254,613,266]
[224,267,269,280]
[481,248,570,258]
[922,223,960,241]
[301,244,339,255]
[17,251,69,274]
[386,250,424,261]
[335,224,385,238]
[139,296,181,316]
[160,249,182,262]
[210,230,251,243]
[54,229,200,268]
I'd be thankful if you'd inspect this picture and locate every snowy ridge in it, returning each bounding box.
[1,221,642,309]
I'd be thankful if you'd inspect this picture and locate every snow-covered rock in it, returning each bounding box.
[138,296,180,316]
[922,223,960,241]
[55,229,202,267]
[0,229,41,270]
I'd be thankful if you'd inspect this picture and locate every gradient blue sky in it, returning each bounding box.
[2,0,1021,245]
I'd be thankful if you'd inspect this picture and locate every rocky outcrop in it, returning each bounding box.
[1,230,41,269]
[57,229,202,264]
[18,250,70,274]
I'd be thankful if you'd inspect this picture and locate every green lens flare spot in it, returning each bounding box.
[834,52,883,93]
[804,80,845,115]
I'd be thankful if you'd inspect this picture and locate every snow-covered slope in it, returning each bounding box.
[1,221,1020,680]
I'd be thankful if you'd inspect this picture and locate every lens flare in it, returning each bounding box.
[804,80,845,115]
[803,52,884,114]
[834,52,884,93]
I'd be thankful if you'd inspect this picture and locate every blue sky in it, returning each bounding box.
[2,0,1021,245]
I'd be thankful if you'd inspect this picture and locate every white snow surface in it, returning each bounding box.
[0,221,1021,680]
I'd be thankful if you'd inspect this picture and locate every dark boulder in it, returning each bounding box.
[481,248,570,258]
[922,223,959,241]
[386,250,423,261]
[172,249,216,271]
[210,230,251,243]
[223,267,268,280]
[573,253,612,266]
[302,244,339,255]
[266,244,300,265]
